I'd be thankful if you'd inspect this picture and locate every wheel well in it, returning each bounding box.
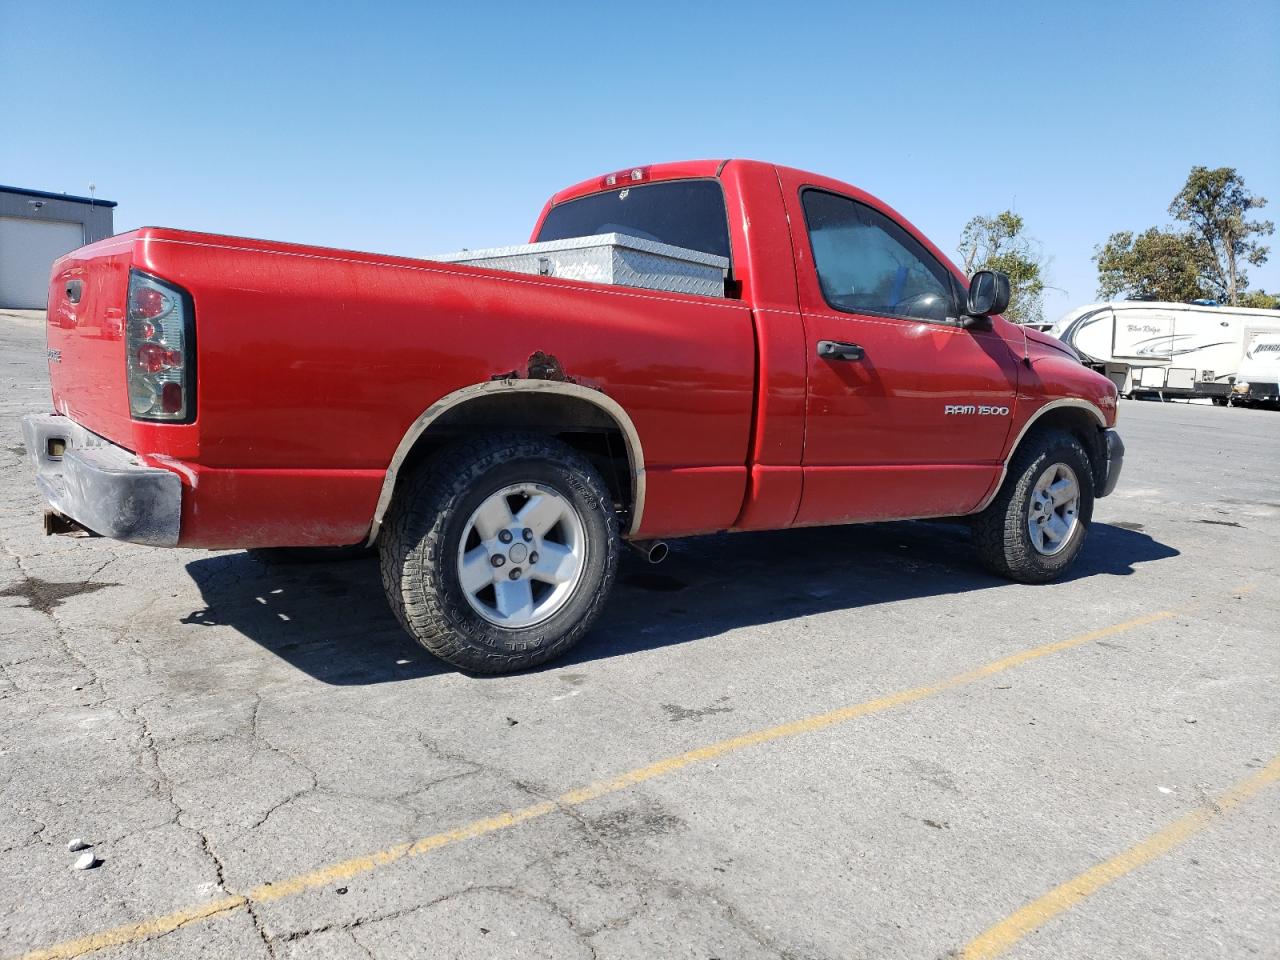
[392,391,637,527]
[1019,406,1106,490]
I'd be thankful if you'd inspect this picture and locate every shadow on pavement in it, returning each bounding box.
[182,521,1179,685]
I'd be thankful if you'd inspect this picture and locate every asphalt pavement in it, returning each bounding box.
[1,309,1276,959]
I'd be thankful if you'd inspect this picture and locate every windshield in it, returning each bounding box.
[537,179,730,261]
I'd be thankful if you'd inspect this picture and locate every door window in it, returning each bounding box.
[802,190,955,323]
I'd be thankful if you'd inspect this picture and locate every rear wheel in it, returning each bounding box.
[973,430,1094,583]
[379,432,619,673]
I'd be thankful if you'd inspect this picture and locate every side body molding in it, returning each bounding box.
[970,398,1107,513]
[366,379,647,545]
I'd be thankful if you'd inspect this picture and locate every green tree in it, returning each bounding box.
[1092,228,1209,302]
[1168,166,1273,305]
[957,210,1048,325]
[1238,289,1280,310]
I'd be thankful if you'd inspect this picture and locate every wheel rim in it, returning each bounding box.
[1027,462,1081,557]
[456,482,587,628]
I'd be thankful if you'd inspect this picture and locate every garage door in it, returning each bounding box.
[0,216,85,309]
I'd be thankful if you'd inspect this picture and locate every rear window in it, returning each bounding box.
[537,179,731,261]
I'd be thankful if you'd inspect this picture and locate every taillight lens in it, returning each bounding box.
[130,285,171,320]
[126,271,193,421]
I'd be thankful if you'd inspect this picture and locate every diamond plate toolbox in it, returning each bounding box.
[431,233,729,298]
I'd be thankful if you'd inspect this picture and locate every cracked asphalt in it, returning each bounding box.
[1,308,1277,959]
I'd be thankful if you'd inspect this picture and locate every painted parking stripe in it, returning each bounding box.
[15,609,1178,960]
[962,753,1280,959]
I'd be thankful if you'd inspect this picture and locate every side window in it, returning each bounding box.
[802,190,955,323]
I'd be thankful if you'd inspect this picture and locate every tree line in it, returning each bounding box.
[957,166,1276,325]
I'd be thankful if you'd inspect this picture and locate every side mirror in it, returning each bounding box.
[966,270,1011,318]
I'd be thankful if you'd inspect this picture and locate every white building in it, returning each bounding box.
[1,185,116,309]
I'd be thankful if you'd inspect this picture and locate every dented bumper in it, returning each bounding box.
[20,414,182,546]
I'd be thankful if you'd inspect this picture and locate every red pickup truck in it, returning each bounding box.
[24,159,1123,672]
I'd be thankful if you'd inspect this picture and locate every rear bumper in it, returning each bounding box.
[20,413,182,546]
[1098,428,1124,498]
[1237,382,1279,401]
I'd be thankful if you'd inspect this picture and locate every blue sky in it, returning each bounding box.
[3,0,1277,320]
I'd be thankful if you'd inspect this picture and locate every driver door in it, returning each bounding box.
[780,181,1020,525]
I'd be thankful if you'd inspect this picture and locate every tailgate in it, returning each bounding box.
[45,233,139,448]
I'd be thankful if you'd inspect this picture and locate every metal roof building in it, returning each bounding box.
[1,185,116,309]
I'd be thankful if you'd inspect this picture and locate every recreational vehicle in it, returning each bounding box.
[1051,301,1280,399]
[1232,333,1280,407]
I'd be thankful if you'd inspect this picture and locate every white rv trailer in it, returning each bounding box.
[1232,333,1280,407]
[1051,301,1280,399]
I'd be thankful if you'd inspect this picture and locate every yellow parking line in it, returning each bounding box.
[15,609,1177,960]
[16,896,248,960]
[962,754,1280,960]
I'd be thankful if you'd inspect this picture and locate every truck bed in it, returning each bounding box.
[44,226,758,547]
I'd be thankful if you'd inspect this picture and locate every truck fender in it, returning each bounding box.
[971,398,1107,513]
[366,379,647,545]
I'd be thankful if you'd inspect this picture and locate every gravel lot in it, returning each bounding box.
[1,309,1277,960]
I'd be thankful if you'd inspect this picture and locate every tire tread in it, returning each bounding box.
[973,428,1094,583]
[379,432,619,673]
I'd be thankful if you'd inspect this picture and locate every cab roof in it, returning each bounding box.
[549,160,728,206]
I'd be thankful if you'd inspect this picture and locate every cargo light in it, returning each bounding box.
[126,271,194,422]
[603,167,648,187]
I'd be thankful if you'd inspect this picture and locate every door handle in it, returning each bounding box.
[817,340,865,361]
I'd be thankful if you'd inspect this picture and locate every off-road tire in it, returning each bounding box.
[972,429,1095,583]
[379,432,620,673]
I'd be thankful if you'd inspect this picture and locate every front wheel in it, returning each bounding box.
[379,432,620,673]
[972,430,1095,583]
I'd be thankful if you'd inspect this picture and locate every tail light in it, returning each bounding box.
[126,271,194,422]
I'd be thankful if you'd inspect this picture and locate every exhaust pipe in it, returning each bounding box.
[43,509,94,538]
[628,539,669,564]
